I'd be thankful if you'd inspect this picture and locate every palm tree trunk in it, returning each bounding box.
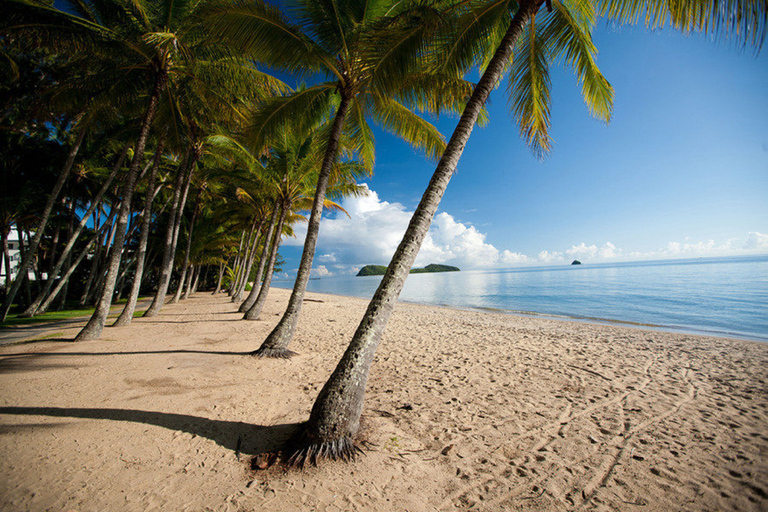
[52,198,78,311]
[231,218,258,302]
[243,201,286,323]
[1,229,10,288]
[181,264,195,299]
[78,209,102,306]
[286,0,543,464]
[191,264,201,294]
[240,205,278,313]
[171,184,202,304]
[236,219,265,310]
[238,224,269,312]
[213,261,226,294]
[38,208,117,314]
[16,224,32,307]
[75,70,166,341]
[21,144,129,317]
[143,145,195,317]
[0,126,86,321]
[228,232,244,296]
[255,94,352,356]
[113,138,164,326]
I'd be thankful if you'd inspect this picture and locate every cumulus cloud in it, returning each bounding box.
[566,242,622,260]
[287,185,517,273]
[311,265,333,278]
[537,250,565,263]
[744,231,768,251]
[283,185,766,276]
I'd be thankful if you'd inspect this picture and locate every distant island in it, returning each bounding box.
[571,260,582,265]
[356,263,460,277]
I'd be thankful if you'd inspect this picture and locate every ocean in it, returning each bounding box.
[273,255,768,342]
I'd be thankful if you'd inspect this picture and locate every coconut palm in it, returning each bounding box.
[207,0,479,357]
[243,128,367,324]
[1,0,286,336]
[285,0,768,465]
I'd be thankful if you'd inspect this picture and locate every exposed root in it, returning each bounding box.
[251,347,297,359]
[283,435,364,468]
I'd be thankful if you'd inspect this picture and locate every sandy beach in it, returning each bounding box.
[1,288,766,511]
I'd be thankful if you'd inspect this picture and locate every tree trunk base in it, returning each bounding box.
[282,429,363,468]
[111,315,131,327]
[251,347,297,359]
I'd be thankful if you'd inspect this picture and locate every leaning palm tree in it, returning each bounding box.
[3,0,285,337]
[207,0,478,357]
[284,0,768,465]
[243,128,367,324]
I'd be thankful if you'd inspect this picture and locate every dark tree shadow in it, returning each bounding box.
[0,350,256,374]
[0,406,300,456]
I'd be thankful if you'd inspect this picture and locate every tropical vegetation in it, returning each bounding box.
[0,0,764,470]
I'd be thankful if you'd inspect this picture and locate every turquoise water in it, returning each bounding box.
[274,255,768,342]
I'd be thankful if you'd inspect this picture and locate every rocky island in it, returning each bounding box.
[356,263,460,277]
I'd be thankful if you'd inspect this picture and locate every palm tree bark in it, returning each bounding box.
[286,0,543,464]
[240,204,279,315]
[143,145,195,317]
[113,138,164,326]
[232,219,261,303]
[228,231,245,296]
[232,221,259,301]
[78,209,102,306]
[254,94,352,356]
[213,261,226,294]
[243,200,286,323]
[75,70,166,341]
[20,143,129,317]
[238,234,268,312]
[0,126,86,321]
[1,229,11,288]
[171,183,202,304]
[38,208,118,314]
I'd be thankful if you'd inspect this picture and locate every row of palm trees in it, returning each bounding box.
[2,0,764,466]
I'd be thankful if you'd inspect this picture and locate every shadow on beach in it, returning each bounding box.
[0,406,298,457]
[0,349,255,374]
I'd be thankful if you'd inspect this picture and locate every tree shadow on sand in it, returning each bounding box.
[0,406,299,457]
[0,350,256,374]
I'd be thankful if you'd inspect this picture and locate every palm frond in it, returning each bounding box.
[598,0,768,49]
[508,13,552,158]
[544,0,613,122]
[369,94,447,161]
[245,84,339,155]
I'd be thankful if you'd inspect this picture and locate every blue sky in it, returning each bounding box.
[283,23,768,277]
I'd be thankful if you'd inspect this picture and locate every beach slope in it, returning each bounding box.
[1,289,766,511]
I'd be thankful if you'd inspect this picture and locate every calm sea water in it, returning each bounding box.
[274,255,768,342]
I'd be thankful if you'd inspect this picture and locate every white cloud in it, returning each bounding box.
[311,265,333,278]
[283,185,767,276]
[744,231,768,250]
[537,250,565,263]
[566,242,622,260]
[286,185,518,273]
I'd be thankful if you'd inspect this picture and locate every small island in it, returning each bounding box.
[357,263,460,277]
[571,260,582,265]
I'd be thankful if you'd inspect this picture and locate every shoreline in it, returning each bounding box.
[1,288,767,511]
[273,283,768,344]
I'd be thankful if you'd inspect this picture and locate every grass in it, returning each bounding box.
[2,307,97,327]
[1,297,150,327]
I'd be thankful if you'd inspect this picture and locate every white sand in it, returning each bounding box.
[1,288,766,511]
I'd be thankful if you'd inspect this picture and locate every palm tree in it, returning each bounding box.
[285,0,768,465]
[208,0,477,357]
[2,0,285,336]
[243,128,366,324]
